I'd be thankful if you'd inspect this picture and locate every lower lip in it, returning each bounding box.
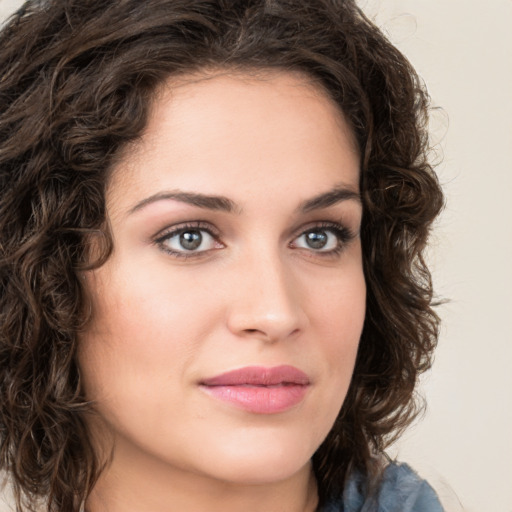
[200,384,309,414]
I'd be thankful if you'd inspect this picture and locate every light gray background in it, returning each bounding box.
[359,2,512,512]
[1,0,511,511]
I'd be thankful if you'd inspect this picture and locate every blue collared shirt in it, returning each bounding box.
[320,463,445,512]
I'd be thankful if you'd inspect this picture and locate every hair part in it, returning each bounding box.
[0,1,443,510]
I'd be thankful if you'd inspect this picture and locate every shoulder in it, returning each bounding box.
[320,462,445,512]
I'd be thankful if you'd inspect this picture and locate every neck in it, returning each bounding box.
[86,442,319,512]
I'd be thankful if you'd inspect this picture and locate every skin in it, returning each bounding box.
[79,70,366,512]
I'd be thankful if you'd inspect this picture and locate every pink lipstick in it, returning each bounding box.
[199,365,310,414]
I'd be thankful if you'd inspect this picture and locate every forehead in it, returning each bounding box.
[108,69,360,213]
[149,68,358,150]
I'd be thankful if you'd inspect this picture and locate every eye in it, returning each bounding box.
[155,223,223,257]
[291,224,353,254]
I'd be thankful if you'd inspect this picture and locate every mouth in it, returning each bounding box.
[199,365,310,414]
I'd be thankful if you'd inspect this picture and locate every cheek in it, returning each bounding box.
[78,270,180,401]
[77,252,230,425]
[311,263,366,392]
[313,259,366,341]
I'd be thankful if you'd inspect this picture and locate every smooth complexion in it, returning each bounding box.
[79,70,366,512]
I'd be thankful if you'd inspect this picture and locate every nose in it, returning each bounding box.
[225,250,308,343]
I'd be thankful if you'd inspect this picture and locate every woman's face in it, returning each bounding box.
[79,71,365,487]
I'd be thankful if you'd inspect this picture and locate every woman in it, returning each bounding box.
[0,1,445,511]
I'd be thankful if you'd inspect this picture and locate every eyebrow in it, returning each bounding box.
[127,185,360,216]
[128,191,239,215]
[298,186,361,213]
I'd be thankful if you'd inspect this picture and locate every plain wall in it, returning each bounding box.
[1,0,511,511]
[359,1,512,512]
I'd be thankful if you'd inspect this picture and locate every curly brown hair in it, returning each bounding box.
[0,0,443,510]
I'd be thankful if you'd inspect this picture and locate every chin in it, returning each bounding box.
[205,455,311,486]
[186,428,318,485]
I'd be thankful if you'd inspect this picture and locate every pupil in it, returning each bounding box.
[306,230,327,249]
[180,230,202,250]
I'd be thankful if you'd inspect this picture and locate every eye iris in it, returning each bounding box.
[179,230,202,250]
[305,230,328,249]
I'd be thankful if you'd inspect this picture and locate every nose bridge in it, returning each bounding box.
[226,243,306,341]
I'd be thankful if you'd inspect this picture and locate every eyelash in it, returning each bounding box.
[153,221,356,259]
[289,222,355,258]
[153,221,222,259]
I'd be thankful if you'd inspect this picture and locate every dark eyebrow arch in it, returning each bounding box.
[128,191,240,215]
[298,186,361,213]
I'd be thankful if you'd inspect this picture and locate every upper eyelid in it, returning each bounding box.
[153,221,220,241]
[290,220,352,238]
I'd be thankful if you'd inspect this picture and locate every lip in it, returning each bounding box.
[199,365,310,414]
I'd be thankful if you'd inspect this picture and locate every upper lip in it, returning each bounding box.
[200,365,310,387]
